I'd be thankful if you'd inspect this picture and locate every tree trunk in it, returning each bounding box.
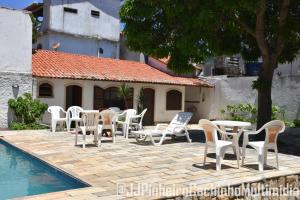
[255,59,275,140]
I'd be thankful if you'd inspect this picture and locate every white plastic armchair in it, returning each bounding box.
[116,109,137,139]
[47,106,67,133]
[66,106,83,132]
[75,111,100,148]
[242,120,285,171]
[99,109,117,143]
[199,119,240,171]
[127,108,147,134]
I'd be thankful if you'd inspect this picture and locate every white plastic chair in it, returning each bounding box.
[126,109,147,138]
[47,106,67,133]
[98,109,117,143]
[116,109,137,139]
[199,119,240,171]
[109,107,120,113]
[66,106,83,132]
[135,112,193,145]
[75,111,100,148]
[242,120,285,171]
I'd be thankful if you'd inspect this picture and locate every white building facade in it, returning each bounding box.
[28,0,121,58]
[0,7,35,128]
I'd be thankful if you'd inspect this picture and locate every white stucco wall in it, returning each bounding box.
[0,8,33,128]
[42,0,120,42]
[37,33,119,58]
[192,75,300,121]
[37,78,185,124]
[0,8,32,73]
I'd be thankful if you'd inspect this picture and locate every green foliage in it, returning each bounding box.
[8,93,48,126]
[9,122,48,130]
[137,87,144,113]
[118,83,132,109]
[30,14,42,44]
[221,103,286,124]
[120,0,300,73]
[294,119,300,127]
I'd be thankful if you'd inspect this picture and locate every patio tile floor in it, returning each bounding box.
[1,129,300,200]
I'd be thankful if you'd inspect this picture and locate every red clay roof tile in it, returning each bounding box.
[32,50,213,87]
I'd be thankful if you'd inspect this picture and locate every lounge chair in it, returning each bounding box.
[48,106,67,133]
[133,112,193,145]
[242,120,285,171]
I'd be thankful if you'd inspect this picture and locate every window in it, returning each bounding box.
[39,83,53,97]
[98,48,104,57]
[166,90,182,110]
[91,10,100,17]
[64,7,78,14]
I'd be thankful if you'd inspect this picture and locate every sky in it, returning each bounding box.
[0,0,42,9]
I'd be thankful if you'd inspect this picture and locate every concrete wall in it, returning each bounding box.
[42,0,120,42]
[37,78,185,124]
[37,32,119,58]
[0,8,32,73]
[192,75,300,121]
[0,8,33,128]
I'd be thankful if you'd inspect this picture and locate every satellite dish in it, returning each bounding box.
[52,42,60,50]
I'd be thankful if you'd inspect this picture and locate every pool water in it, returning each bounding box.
[0,139,88,200]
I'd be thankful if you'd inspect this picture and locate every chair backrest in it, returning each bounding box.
[261,120,285,144]
[166,112,193,132]
[100,109,116,126]
[67,106,83,119]
[81,111,100,131]
[138,109,147,124]
[109,107,120,113]
[48,106,64,119]
[124,109,137,123]
[198,119,219,144]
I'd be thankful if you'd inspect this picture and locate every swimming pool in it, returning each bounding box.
[0,139,89,200]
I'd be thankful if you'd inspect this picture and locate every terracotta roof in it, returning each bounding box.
[32,50,213,87]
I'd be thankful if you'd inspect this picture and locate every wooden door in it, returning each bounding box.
[66,85,82,109]
[142,88,155,125]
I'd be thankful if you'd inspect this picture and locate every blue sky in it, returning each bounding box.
[0,0,42,9]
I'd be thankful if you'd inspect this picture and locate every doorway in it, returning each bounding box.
[66,85,82,109]
[142,88,155,125]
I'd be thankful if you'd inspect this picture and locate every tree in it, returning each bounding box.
[120,0,300,129]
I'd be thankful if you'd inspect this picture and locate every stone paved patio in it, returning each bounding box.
[1,129,300,200]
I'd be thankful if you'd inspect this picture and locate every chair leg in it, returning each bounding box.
[264,148,268,165]
[275,146,279,169]
[75,129,78,146]
[185,129,192,143]
[216,147,221,171]
[258,148,264,171]
[112,129,116,143]
[158,133,166,145]
[233,145,240,169]
[203,145,208,166]
[52,121,56,133]
[82,130,86,148]
[67,120,71,132]
[242,143,247,166]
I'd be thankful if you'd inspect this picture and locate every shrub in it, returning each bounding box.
[9,122,48,130]
[8,93,48,129]
[220,103,288,125]
[294,119,300,127]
